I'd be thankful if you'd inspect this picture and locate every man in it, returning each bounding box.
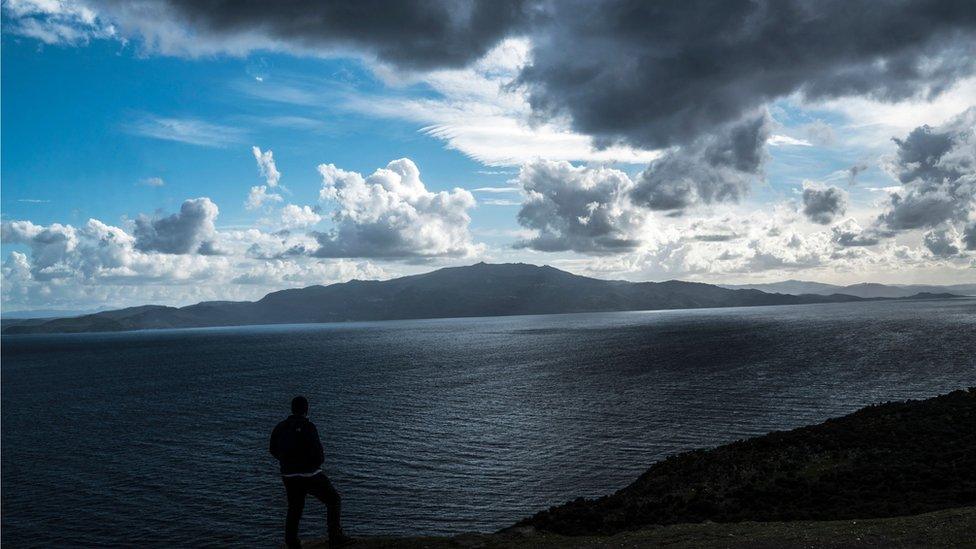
[270,396,352,548]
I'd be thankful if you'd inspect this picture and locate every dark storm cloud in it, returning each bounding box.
[964,223,976,251]
[922,227,961,257]
[630,113,771,211]
[82,1,976,150]
[877,107,976,231]
[96,0,530,70]
[134,197,219,254]
[831,221,890,247]
[518,0,976,150]
[802,184,848,225]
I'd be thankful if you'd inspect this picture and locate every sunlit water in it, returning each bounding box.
[2,298,975,547]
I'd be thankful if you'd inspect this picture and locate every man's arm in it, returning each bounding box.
[269,422,282,459]
[308,422,325,467]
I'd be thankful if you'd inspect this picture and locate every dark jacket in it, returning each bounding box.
[270,415,325,475]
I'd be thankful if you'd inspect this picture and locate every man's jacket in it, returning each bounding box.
[269,415,325,475]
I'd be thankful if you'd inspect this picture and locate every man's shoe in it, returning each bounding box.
[329,533,355,547]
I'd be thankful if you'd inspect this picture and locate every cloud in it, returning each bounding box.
[9,1,975,158]
[2,0,116,45]
[2,251,32,286]
[139,176,165,187]
[481,198,521,206]
[340,38,662,166]
[965,222,976,251]
[513,160,646,254]
[630,113,771,212]
[693,233,737,242]
[311,158,479,258]
[847,164,869,186]
[866,186,903,195]
[245,185,283,210]
[251,146,281,187]
[473,186,521,193]
[802,120,836,147]
[810,77,976,141]
[133,197,219,254]
[246,146,285,211]
[562,204,955,281]
[2,220,79,280]
[801,182,848,225]
[229,258,386,286]
[767,134,812,147]
[0,213,385,310]
[877,107,976,231]
[517,1,976,151]
[279,204,322,229]
[831,219,884,247]
[126,115,247,147]
[74,0,529,68]
[923,226,963,257]
[1,217,216,283]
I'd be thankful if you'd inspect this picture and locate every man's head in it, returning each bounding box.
[291,395,309,417]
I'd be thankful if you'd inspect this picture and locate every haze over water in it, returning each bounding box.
[2,298,975,547]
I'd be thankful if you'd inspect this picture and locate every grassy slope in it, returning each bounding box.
[304,506,976,547]
[520,389,976,535]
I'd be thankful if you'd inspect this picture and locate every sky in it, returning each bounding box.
[2,0,975,312]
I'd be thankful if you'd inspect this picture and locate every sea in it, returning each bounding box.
[2,298,975,547]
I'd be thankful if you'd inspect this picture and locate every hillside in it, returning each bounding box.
[518,389,976,536]
[301,390,976,548]
[1,263,884,335]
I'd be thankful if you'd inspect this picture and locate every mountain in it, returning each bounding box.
[0,262,960,335]
[720,279,976,298]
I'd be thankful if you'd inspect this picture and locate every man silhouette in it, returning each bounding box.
[270,396,352,548]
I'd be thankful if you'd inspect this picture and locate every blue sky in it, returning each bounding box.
[2,39,502,227]
[2,1,974,312]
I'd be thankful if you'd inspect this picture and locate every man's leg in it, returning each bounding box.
[283,477,307,548]
[305,473,344,544]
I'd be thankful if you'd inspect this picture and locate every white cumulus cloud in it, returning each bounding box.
[310,158,480,258]
[279,204,322,229]
[513,160,646,254]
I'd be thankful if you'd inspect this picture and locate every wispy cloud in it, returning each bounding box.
[477,170,517,176]
[255,115,326,130]
[238,40,663,167]
[126,115,247,148]
[866,186,903,194]
[767,134,813,147]
[472,186,521,193]
[481,199,521,206]
[139,177,165,187]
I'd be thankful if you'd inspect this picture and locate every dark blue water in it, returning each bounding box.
[2,299,975,547]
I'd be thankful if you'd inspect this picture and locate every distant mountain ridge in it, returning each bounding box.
[0,308,104,320]
[1,263,964,335]
[720,279,976,298]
